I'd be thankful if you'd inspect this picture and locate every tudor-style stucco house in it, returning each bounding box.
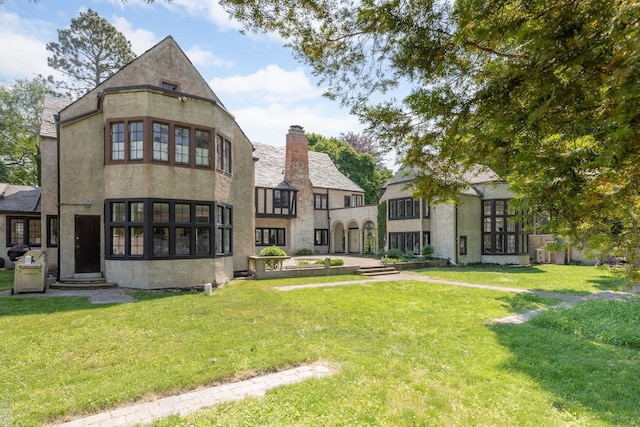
[252,125,377,255]
[380,166,530,265]
[41,36,255,288]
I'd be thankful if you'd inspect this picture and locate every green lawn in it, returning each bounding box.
[0,268,637,426]
[0,270,14,291]
[410,263,628,294]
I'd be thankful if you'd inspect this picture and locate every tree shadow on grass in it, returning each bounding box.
[496,293,562,313]
[491,323,640,425]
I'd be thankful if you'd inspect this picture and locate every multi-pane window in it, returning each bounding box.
[111,123,125,160]
[388,232,420,254]
[423,231,431,246]
[216,134,232,174]
[482,199,527,255]
[388,197,421,220]
[459,236,467,256]
[274,190,290,208]
[314,194,328,210]
[175,127,190,163]
[344,194,364,207]
[47,216,58,247]
[106,119,217,168]
[195,130,210,166]
[129,121,144,160]
[7,217,41,247]
[422,199,430,218]
[315,229,329,246]
[255,228,285,246]
[216,204,232,255]
[105,199,222,260]
[153,122,169,161]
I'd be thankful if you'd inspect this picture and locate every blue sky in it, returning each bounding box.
[0,0,368,148]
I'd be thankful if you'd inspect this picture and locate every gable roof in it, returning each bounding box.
[60,36,228,118]
[0,184,41,214]
[40,97,72,138]
[252,142,364,192]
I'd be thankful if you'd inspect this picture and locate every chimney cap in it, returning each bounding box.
[289,124,304,132]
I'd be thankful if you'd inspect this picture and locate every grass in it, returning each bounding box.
[0,270,14,291]
[0,267,637,426]
[411,263,628,294]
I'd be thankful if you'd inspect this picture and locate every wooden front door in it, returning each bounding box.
[75,215,101,273]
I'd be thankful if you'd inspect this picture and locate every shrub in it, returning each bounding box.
[296,248,313,256]
[314,258,344,266]
[376,248,387,258]
[258,246,287,257]
[386,248,403,259]
[422,244,434,257]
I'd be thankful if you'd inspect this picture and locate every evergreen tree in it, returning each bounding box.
[46,9,136,98]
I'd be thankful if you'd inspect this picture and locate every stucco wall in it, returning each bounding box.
[456,195,482,264]
[40,135,59,270]
[105,257,231,289]
[431,204,456,261]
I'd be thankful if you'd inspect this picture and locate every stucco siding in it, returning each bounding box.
[457,195,482,264]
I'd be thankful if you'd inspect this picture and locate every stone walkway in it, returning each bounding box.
[55,364,333,427]
[274,272,637,324]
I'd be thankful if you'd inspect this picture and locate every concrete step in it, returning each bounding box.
[356,266,400,276]
[51,278,118,290]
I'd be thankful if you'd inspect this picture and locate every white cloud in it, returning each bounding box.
[185,45,234,69]
[0,10,62,81]
[168,0,243,32]
[110,16,159,56]
[210,65,324,103]
[232,103,362,145]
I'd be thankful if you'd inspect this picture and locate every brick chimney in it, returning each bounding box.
[285,125,309,182]
[284,125,314,253]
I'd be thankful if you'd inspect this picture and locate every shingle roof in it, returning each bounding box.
[0,184,41,213]
[253,143,364,192]
[390,164,503,186]
[40,97,72,139]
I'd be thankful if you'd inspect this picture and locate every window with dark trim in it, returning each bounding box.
[388,232,420,254]
[482,199,527,255]
[7,217,41,247]
[315,229,329,245]
[274,190,290,209]
[47,216,58,247]
[105,199,223,260]
[388,197,420,220]
[423,231,431,246]
[255,228,285,246]
[314,193,328,210]
[216,134,232,174]
[422,199,430,218]
[344,194,364,207]
[459,236,467,256]
[105,118,216,168]
[216,203,233,256]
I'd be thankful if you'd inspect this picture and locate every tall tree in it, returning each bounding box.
[46,9,136,98]
[308,133,392,204]
[0,78,52,185]
[218,0,640,283]
[340,131,386,170]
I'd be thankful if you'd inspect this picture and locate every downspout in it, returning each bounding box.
[454,204,459,265]
[55,113,61,282]
[327,190,331,254]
